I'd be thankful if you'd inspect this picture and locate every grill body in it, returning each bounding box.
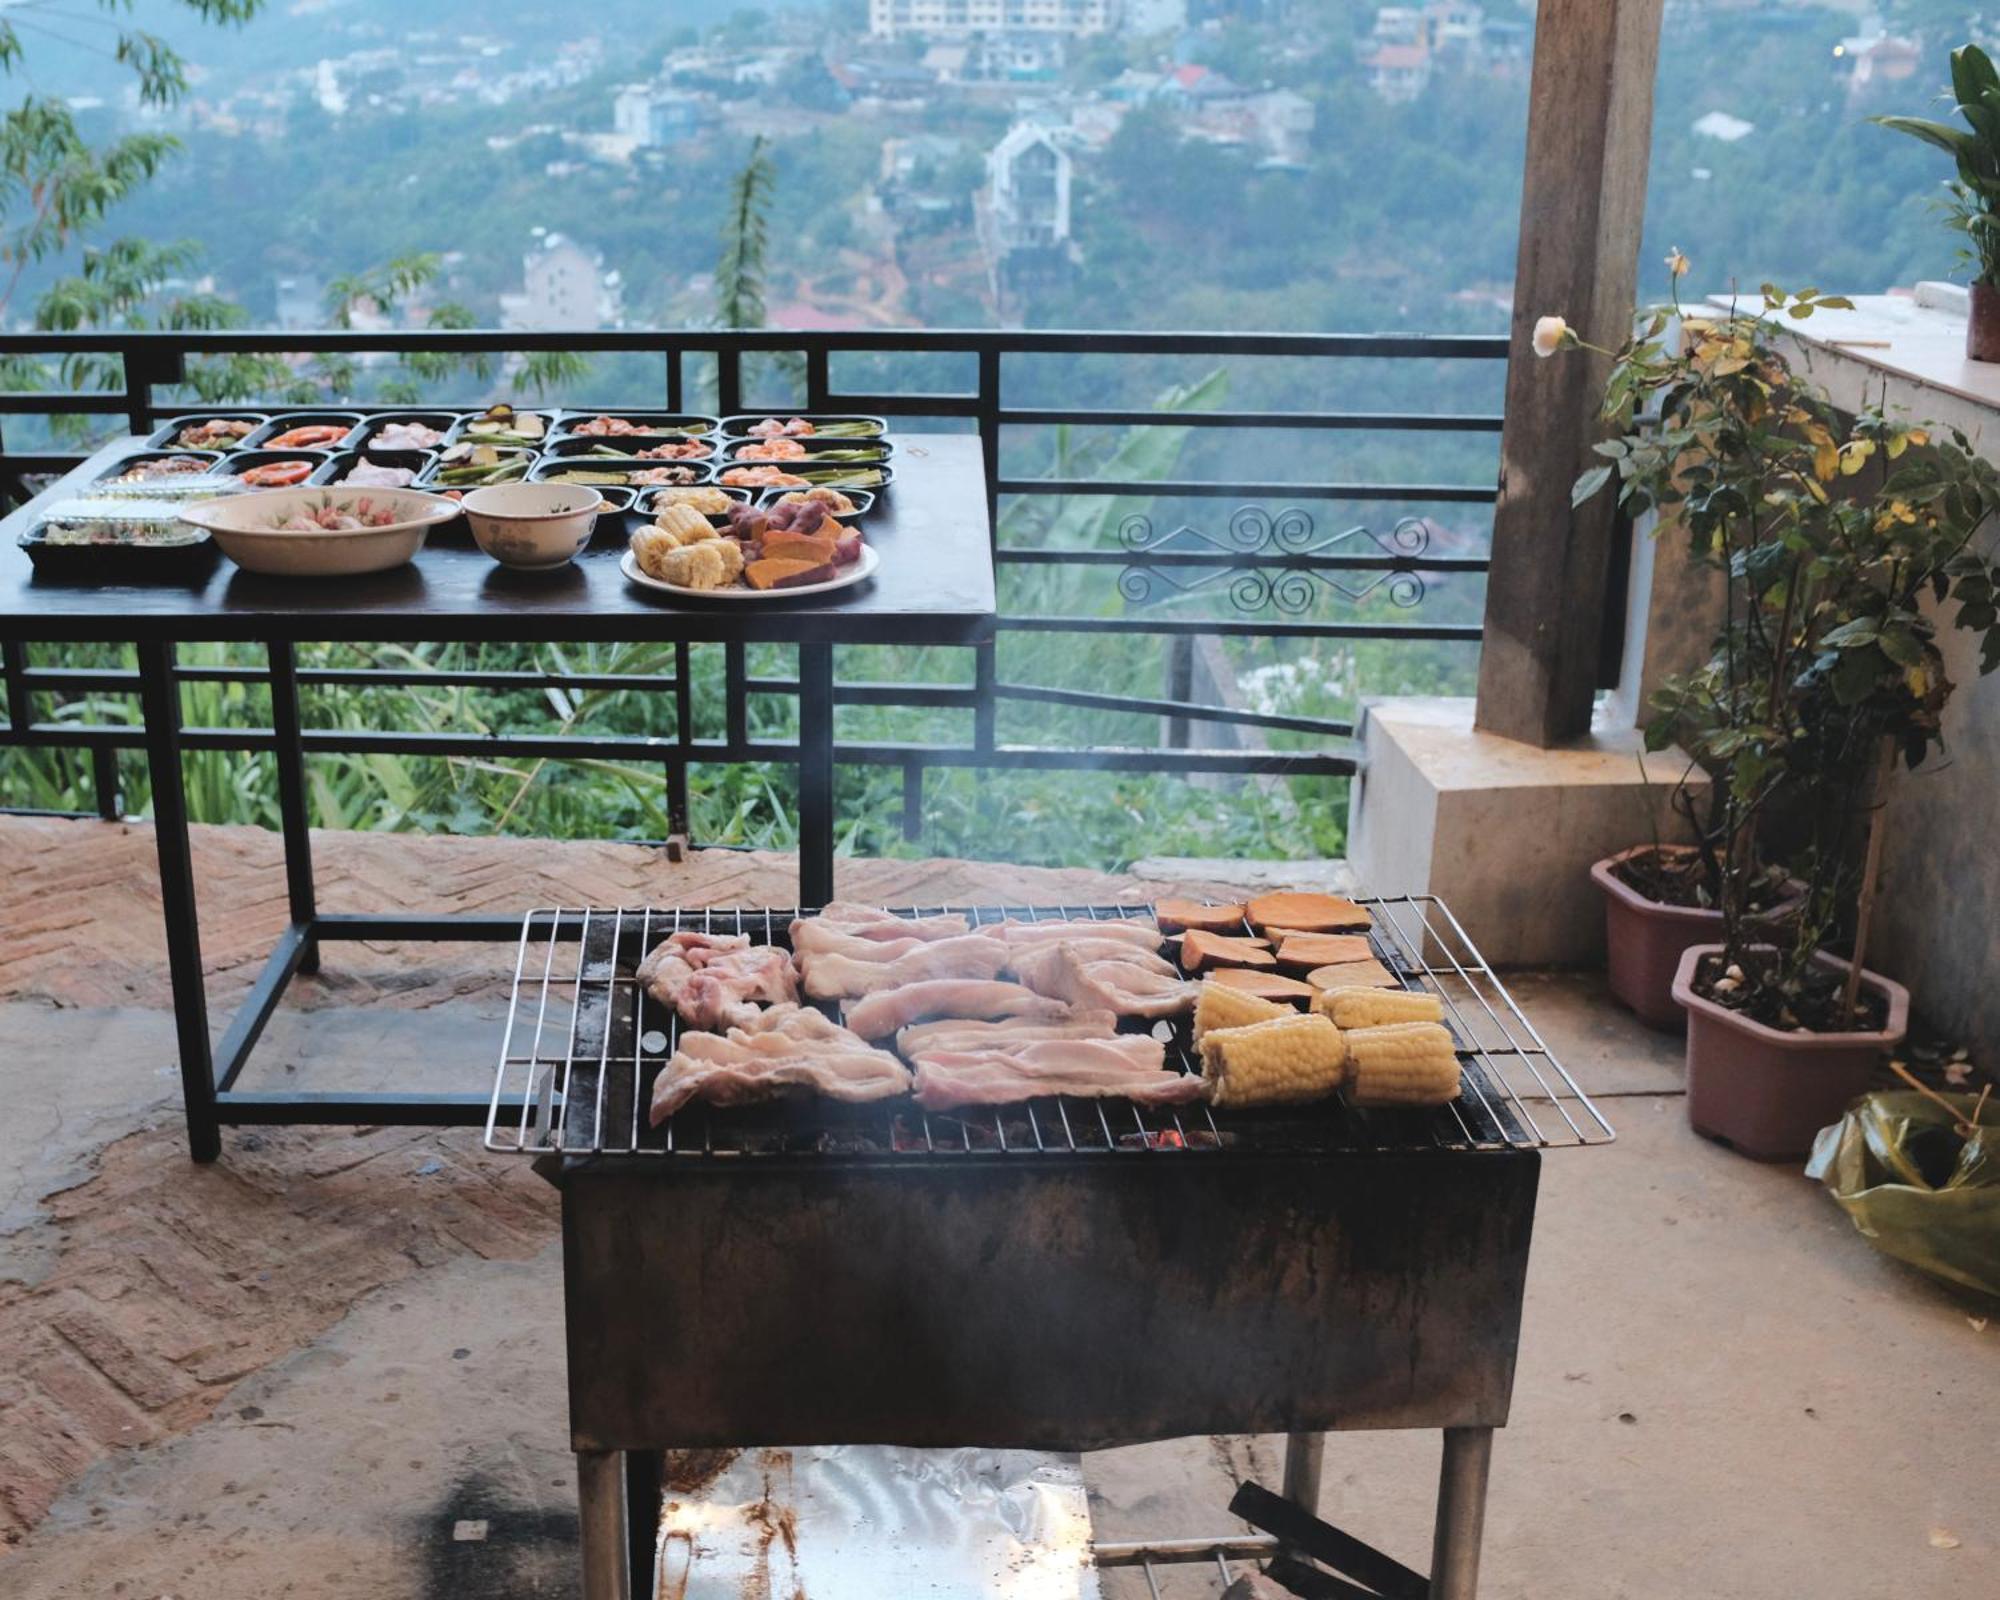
[557,1150,1537,1453]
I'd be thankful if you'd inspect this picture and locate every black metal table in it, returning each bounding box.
[0,434,996,1161]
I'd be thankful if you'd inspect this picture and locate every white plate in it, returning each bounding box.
[620,541,878,600]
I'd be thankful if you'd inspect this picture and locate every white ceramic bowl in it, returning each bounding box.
[461,482,605,569]
[178,486,459,577]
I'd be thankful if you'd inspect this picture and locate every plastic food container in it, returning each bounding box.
[754,485,876,519]
[315,450,437,489]
[718,413,888,439]
[97,450,226,485]
[721,436,896,465]
[552,411,720,440]
[529,457,714,490]
[145,413,269,453]
[18,517,219,579]
[358,412,459,453]
[228,452,333,489]
[241,413,366,453]
[545,432,717,461]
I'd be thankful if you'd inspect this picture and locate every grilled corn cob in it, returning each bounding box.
[1345,1022,1460,1107]
[1315,986,1445,1029]
[1200,1013,1347,1108]
[1193,980,1292,1043]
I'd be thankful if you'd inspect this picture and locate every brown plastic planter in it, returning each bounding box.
[1591,845,1804,1031]
[1672,943,1909,1163]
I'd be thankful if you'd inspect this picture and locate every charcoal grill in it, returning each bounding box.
[486,898,1612,1599]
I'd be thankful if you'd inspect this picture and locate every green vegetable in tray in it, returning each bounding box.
[459,403,546,447]
[547,469,630,485]
[809,420,882,438]
[795,466,885,488]
[433,443,532,487]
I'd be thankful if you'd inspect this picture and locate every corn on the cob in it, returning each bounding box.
[1316,986,1445,1029]
[652,502,715,544]
[1344,1022,1460,1107]
[1193,980,1291,1042]
[1200,1013,1347,1107]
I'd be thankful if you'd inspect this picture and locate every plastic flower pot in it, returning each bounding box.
[1672,943,1909,1163]
[1591,845,1803,1031]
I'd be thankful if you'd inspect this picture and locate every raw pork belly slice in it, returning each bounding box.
[815,901,970,941]
[801,933,1012,1000]
[895,1010,1121,1056]
[842,980,1074,1040]
[993,918,1161,951]
[637,929,799,1032]
[649,1004,910,1123]
[910,1037,1205,1112]
[1011,942,1196,1020]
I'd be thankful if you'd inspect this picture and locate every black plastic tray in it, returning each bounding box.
[241,413,366,452]
[721,435,896,465]
[529,457,713,489]
[446,410,554,449]
[544,433,718,462]
[717,412,888,439]
[19,520,219,579]
[145,413,269,452]
[552,410,720,440]
[420,445,536,490]
[356,412,458,452]
[315,449,437,488]
[633,483,752,520]
[715,460,895,495]
[96,450,225,484]
[754,485,876,518]
[227,451,332,488]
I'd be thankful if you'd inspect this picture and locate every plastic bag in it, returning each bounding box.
[1806,1092,2000,1299]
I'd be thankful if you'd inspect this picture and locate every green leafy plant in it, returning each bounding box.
[1874,42,2000,286]
[1566,272,2000,1028]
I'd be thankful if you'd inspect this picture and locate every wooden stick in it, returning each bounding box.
[1842,738,1897,1020]
[1888,1060,1996,1138]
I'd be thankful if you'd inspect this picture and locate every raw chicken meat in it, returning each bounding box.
[1012,943,1196,1020]
[993,918,1161,951]
[637,930,799,1032]
[909,1037,1205,1112]
[649,1004,909,1123]
[842,980,1075,1040]
[801,934,1011,1001]
[895,1010,1120,1057]
[1004,938,1179,977]
[816,901,970,942]
[787,920,924,963]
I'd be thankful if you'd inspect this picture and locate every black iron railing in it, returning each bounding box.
[0,326,1506,840]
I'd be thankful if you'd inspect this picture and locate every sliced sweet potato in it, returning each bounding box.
[1273,933,1375,973]
[761,531,838,566]
[1154,897,1248,935]
[1207,967,1316,1003]
[745,556,833,590]
[1245,891,1373,935]
[1305,959,1398,991]
[1177,929,1275,972]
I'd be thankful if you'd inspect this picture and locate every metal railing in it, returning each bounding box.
[0,326,1507,839]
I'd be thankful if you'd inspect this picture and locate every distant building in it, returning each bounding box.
[274,274,325,331]
[1365,41,1432,102]
[499,234,622,331]
[868,0,1116,41]
[1124,0,1187,30]
[1840,32,1923,101]
[612,85,710,147]
[987,123,1073,253]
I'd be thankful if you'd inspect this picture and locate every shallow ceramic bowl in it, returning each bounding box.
[178,485,459,577]
[461,481,605,569]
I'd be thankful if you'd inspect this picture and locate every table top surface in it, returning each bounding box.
[0,432,997,644]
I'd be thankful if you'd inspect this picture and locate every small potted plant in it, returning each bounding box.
[1556,271,2000,1159]
[1875,43,2000,361]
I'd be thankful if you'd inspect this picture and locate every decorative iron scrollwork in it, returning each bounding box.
[1117,510,1433,614]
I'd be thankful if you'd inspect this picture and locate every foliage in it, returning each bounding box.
[1873,43,2000,286]
[1573,276,2000,1022]
[717,134,777,332]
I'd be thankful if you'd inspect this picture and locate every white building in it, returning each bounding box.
[869,0,1117,41]
[499,234,622,331]
[987,122,1073,253]
[1123,0,1186,32]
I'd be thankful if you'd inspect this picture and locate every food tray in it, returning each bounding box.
[314,449,437,489]
[721,436,896,465]
[144,412,269,452]
[19,518,219,579]
[543,433,717,462]
[756,484,875,518]
[445,410,553,448]
[95,450,225,484]
[717,460,895,495]
[418,446,536,491]
[718,412,888,439]
[355,412,458,452]
[632,483,752,519]
[551,410,720,440]
[240,413,366,452]
[529,456,714,490]
[226,450,332,488]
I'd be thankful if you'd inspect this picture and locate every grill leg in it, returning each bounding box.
[1280,1431,1324,1513]
[137,639,220,1164]
[577,1448,632,1600]
[1428,1426,1494,1600]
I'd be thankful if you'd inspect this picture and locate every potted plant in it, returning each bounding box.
[1875,43,2000,361]
[1554,271,2000,1159]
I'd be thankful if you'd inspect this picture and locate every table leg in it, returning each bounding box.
[1428,1426,1494,1600]
[265,640,319,973]
[797,640,834,907]
[577,1448,632,1600]
[136,639,220,1163]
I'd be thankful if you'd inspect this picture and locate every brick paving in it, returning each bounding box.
[0,811,1236,1552]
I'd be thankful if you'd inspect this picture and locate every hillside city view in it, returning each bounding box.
[0,0,1993,865]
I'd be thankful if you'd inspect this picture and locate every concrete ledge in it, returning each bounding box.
[1347,696,1705,966]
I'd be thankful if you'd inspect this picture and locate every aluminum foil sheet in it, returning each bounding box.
[653,1445,1101,1600]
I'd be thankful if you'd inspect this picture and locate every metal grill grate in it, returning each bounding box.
[484,897,1614,1159]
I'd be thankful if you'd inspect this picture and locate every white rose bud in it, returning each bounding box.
[1531,315,1570,359]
